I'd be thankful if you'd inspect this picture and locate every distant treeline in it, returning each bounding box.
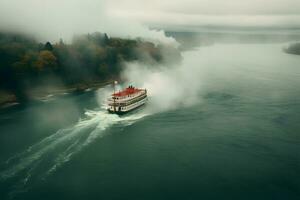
[166,31,300,50]
[284,43,300,55]
[0,32,180,103]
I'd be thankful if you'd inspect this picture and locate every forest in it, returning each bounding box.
[0,32,180,105]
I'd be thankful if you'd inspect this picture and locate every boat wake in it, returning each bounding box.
[0,107,148,196]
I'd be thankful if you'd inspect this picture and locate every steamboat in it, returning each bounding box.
[107,82,147,114]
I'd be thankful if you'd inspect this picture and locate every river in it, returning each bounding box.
[0,43,299,200]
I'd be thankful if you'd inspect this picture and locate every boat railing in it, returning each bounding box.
[108,94,147,106]
[109,91,146,102]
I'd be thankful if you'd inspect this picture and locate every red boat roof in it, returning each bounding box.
[113,87,142,97]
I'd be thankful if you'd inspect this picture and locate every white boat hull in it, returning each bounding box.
[107,97,147,114]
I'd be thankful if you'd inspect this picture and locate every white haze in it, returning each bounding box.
[2,1,300,192]
[0,0,177,46]
[121,50,206,113]
[1,0,300,44]
[108,0,300,28]
[0,0,298,113]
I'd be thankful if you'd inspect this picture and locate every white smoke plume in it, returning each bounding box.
[121,49,206,113]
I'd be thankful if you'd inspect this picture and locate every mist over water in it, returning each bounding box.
[122,42,300,113]
[122,57,203,113]
[0,42,300,199]
[0,0,300,199]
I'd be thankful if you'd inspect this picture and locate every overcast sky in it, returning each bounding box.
[0,0,299,41]
[109,0,300,15]
[108,0,300,27]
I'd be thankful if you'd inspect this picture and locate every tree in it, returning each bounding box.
[44,42,53,51]
[33,50,57,71]
[98,63,109,76]
[104,33,109,45]
[12,51,38,72]
[59,38,65,46]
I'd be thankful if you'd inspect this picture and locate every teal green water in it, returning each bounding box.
[0,44,299,200]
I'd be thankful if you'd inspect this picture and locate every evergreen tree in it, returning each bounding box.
[44,42,53,51]
[104,33,109,45]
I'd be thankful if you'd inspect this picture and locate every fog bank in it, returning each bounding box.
[0,0,177,46]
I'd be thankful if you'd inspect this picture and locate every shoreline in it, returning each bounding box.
[0,80,114,109]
